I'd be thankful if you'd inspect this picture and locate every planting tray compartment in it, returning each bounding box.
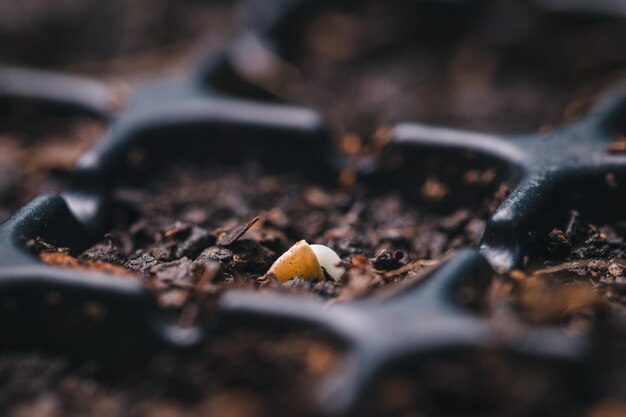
[0,31,336,360]
[0,194,201,363]
[0,0,625,415]
[480,95,626,270]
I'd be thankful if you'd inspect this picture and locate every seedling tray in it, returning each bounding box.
[1,0,625,415]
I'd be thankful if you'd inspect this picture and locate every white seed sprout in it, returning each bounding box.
[310,244,345,281]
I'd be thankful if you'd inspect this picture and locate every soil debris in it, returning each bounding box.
[36,160,495,307]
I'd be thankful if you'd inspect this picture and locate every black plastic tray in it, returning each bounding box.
[0,0,625,414]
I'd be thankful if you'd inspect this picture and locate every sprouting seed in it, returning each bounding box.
[267,240,345,283]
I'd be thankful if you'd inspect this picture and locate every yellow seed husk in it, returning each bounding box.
[267,240,324,283]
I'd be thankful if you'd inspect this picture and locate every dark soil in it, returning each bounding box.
[232,1,626,147]
[0,328,340,417]
[0,0,240,77]
[0,113,104,222]
[529,210,626,313]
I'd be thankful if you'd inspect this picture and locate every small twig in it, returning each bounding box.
[564,209,580,241]
[379,259,440,279]
[606,140,626,154]
[531,258,626,276]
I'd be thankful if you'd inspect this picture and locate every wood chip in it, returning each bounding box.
[40,252,131,276]
[216,216,260,246]
[606,140,626,154]
[509,269,527,283]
